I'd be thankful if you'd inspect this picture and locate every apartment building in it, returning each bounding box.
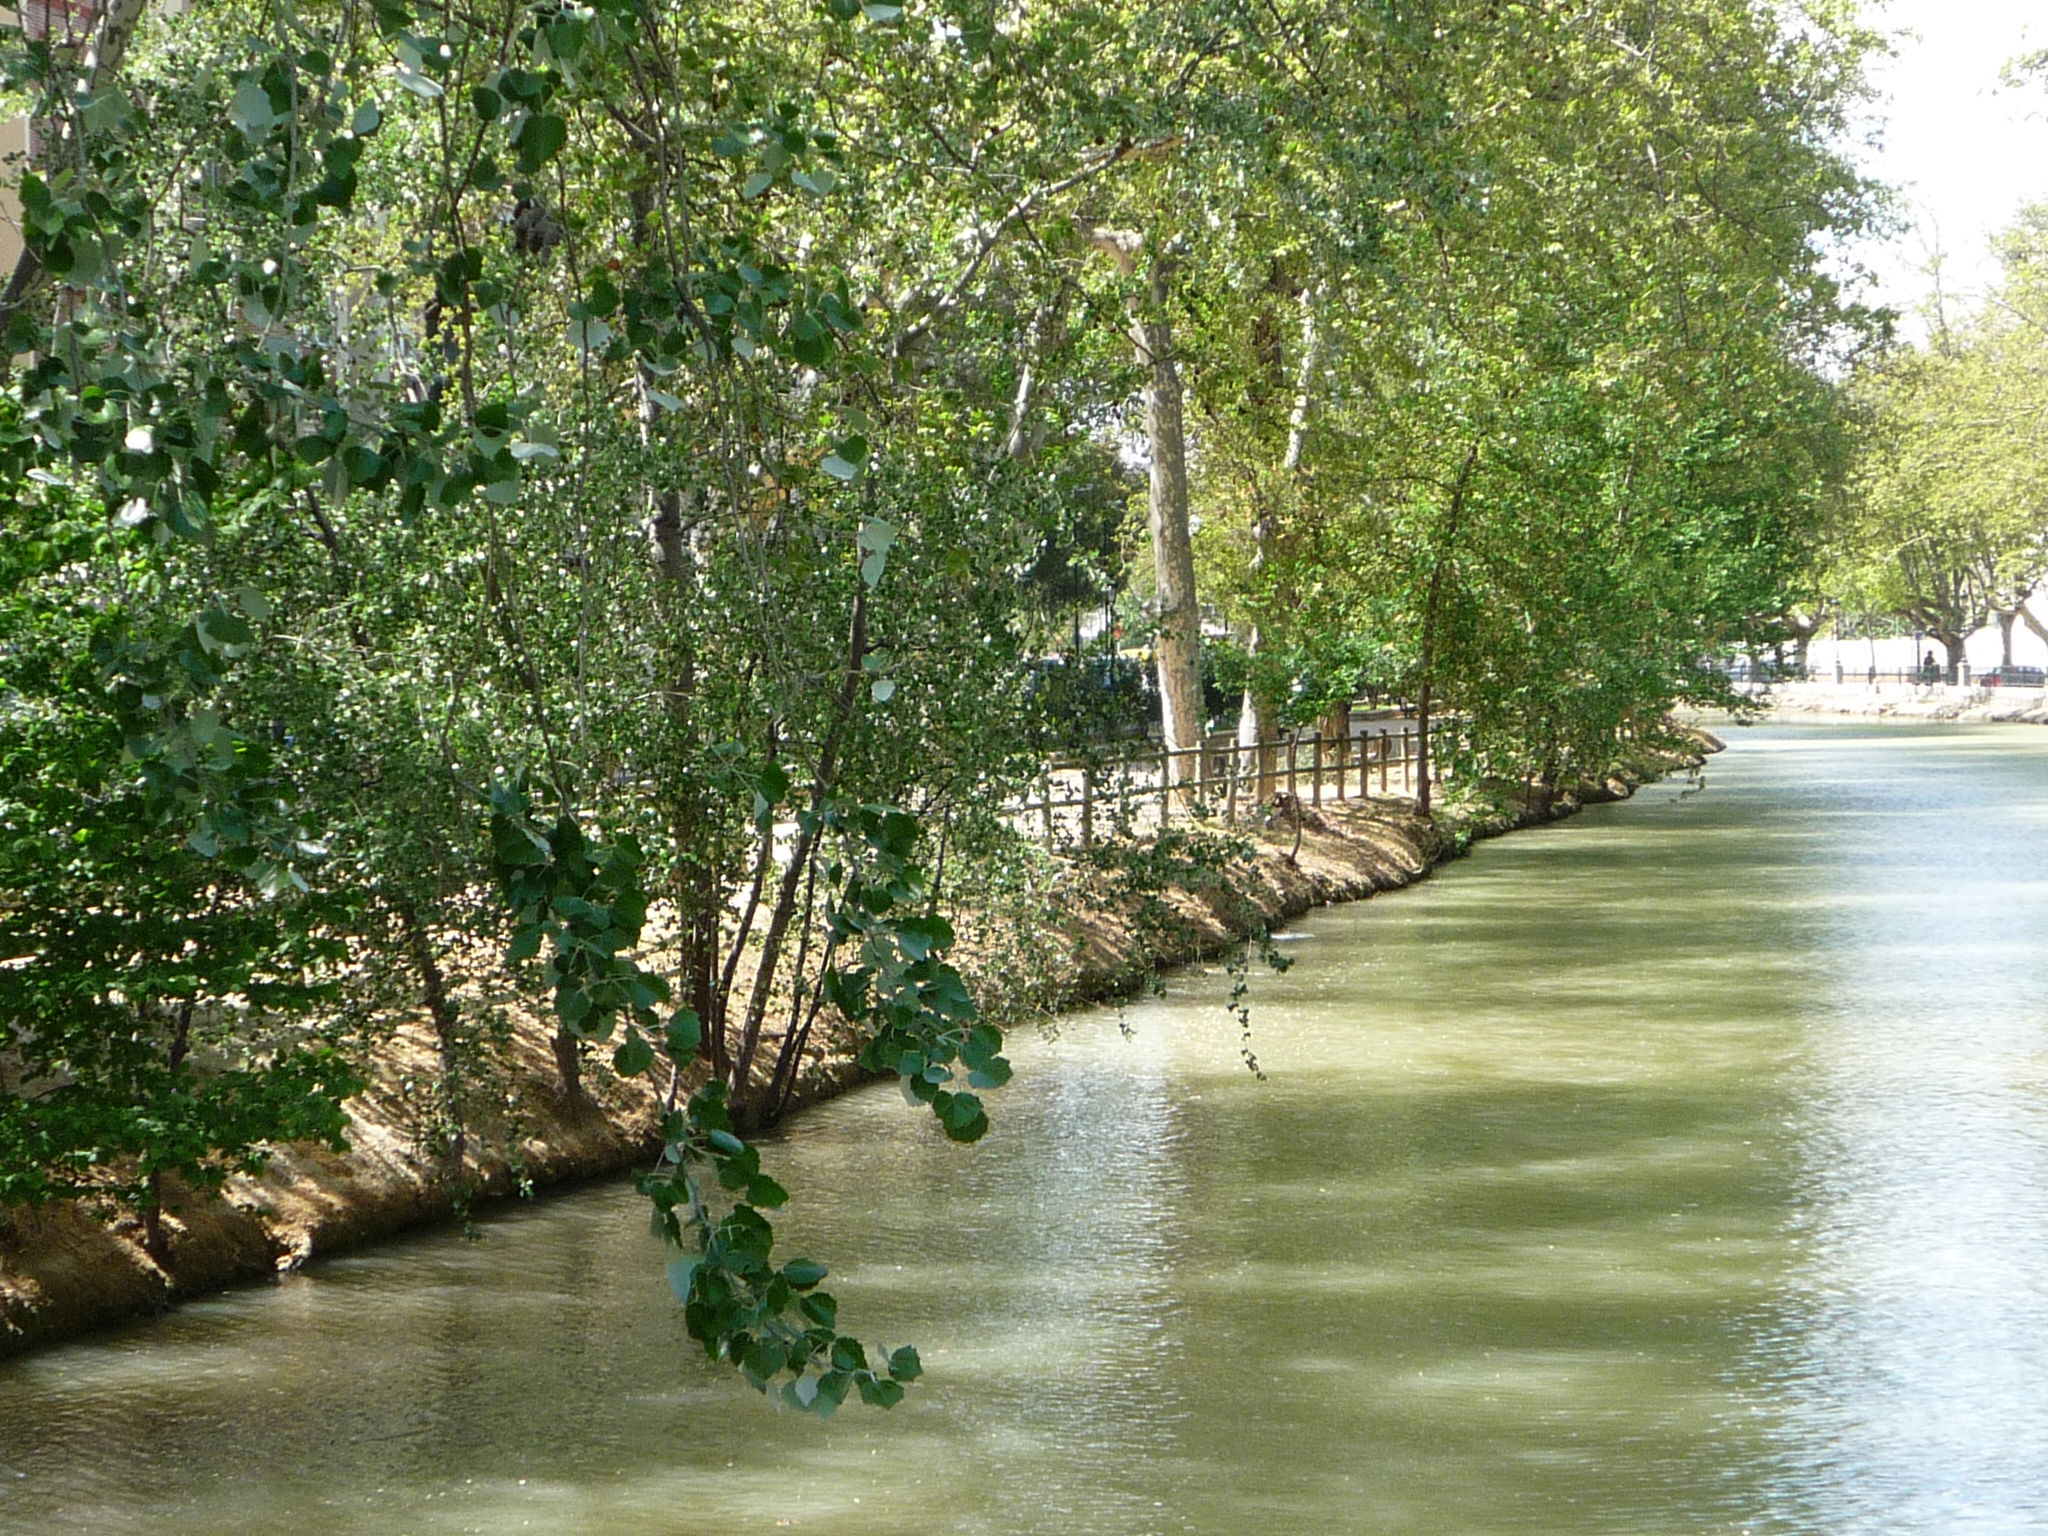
[1,0,100,273]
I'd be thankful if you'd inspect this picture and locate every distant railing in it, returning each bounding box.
[1013,711,1456,850]
[1794,666,2046,688]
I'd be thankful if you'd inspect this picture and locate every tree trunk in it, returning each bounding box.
[1414,679,1434,814]
[1087,228,1201,792]
[1415,444,1481,817]
[728,586,869,1127]
[1235,690,1278,805]
[1937,629,1964,685]
[1136,259,1202,788]
[140,999,195,1270]
[1997,609,2016,669]
[646,468,721,1078]
[551,1028,584,1106]
[139,1172,170,1270]
[401,904,470,1199]
[630,187,723,1079]
[1236,284,1320,808]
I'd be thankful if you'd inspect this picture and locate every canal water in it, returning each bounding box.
[4,721,2048,1535]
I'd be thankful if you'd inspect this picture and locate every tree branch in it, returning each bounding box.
[892,136,1183,355]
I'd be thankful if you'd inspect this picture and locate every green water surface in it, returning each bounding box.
[4,721,2047,1535]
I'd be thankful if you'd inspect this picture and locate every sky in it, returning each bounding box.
[1846,0,2048,325]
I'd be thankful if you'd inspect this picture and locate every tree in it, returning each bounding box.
[0,0,1887,1411]
[1834,231,2048,681]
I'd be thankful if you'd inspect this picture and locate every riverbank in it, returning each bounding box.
[0,732,1712,1357]
[1767,679,2048,723]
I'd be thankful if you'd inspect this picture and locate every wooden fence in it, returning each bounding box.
[1015,712,1456,849]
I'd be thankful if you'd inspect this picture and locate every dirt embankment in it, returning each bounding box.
[0,735,1710,1357]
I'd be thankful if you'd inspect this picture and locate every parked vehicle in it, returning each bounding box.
[1980,666,2046,688]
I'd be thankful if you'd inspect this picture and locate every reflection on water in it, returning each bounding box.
[4,723,2048,1535]
[1744,730,2048,1535]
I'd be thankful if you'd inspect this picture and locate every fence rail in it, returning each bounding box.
[1755,666,2048,689]
[1012,711,1456,850]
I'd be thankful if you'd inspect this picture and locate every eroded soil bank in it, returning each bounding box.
[0,736,1710,1357]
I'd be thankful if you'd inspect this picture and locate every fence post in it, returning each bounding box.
[1040,770,1055,847]
[1285,732,1298,802]
[1378,731,1389,794]
[1160,744,1172,829]
[1310,732,1323,807]
[1332,723,1347,801]
[1080,764,1095,850]
[1226,739,1241,823]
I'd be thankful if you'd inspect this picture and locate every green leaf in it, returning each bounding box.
[665,1007,703,1061]
[857,1376,906,1408]
[352,102,383,135]
[199,610,257,650]
[782,1257,828,1289]
[614,1029,655,1077]
[396,65,444,99]
[741,170,775,201]
[516,113,569,173]
[79,86,134,135]
[491,818,549,867]
[569,315,612,354]
[858,517,896,587]
[231,78,277,136]
[896,914,953,959]
[739,1337,788,1385]
[812,1372,847,1419]
[938,1091,988,1143]
[967,1059,1012,1089]
[666,1254,699,1303]
[887,1345,922,1382]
